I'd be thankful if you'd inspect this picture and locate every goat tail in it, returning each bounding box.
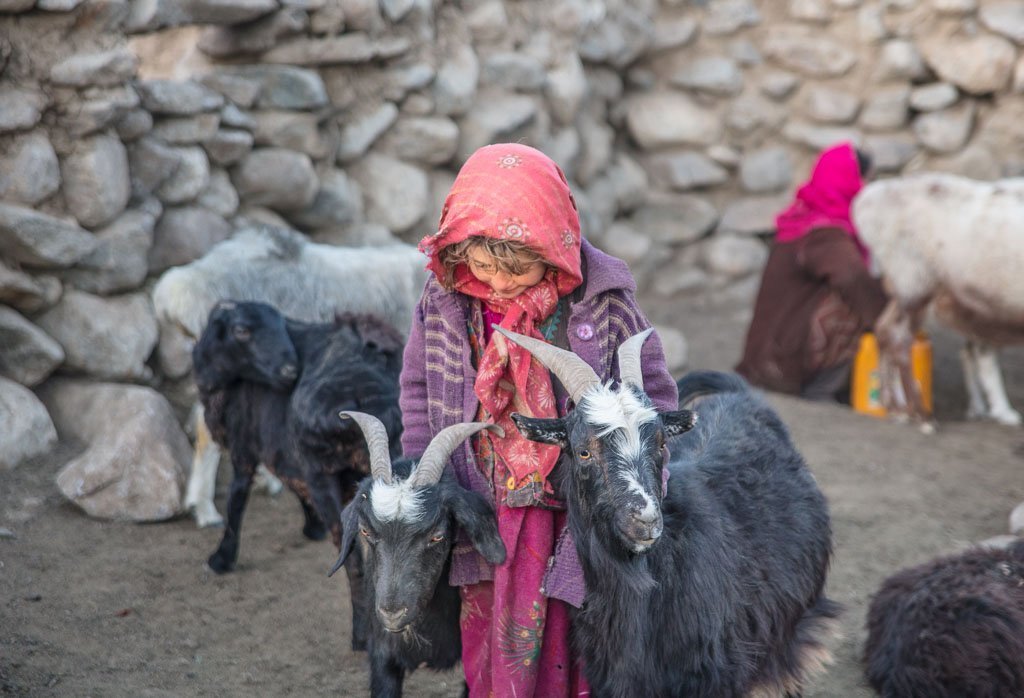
[675,370,750,407]
[788,595,844,695]
[751,595,843,698]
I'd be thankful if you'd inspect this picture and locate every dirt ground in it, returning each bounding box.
[3,290,1023,697]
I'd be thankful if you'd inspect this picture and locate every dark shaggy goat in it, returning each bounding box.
[192,301,322,552]
[192,301,404,650]
[498,326,839,698]
[863,539,1024,698]
[328,412,506,698]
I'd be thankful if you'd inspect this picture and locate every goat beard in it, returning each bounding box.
[574,512,657,596]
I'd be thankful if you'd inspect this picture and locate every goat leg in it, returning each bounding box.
[344,548,370,652]
[368,649,405,698]
[874,301,913,421]
[305,470,346,548]
[306,470,370,651]
[207,466,254,574]
[972,342,1022,426]
[184,408,225,528]
[299,497,328,541]
[961,340,989,420]
[902,302,935,432]
[254,463,285,496]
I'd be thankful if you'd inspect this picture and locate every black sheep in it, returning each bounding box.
[863,539,1024,698]
[500,327,840,698]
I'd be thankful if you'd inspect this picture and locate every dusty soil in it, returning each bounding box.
[3,291,1023,697]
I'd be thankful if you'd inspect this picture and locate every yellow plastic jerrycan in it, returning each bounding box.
[851,332,933,418]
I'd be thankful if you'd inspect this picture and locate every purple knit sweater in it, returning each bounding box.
[399,239,678,607]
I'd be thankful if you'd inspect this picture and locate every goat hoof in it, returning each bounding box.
[978,534,1020,550]
[303,522,328,541]
[207,552,235,574]
[190,505,225,529]
[1009,501,1024,536]
[254,467,285,496]
[991,409,1023,427]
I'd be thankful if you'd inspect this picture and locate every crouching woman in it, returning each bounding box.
[736,141,889,402]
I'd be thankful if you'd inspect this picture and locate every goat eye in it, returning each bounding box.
[359,528,370,537]
[232,325,251,342]
[577,449,591,460]
[429,533,445,544]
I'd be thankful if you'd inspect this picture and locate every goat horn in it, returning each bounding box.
[339,411,393,484]
[410,422,505,488]
[616,328,653,390]
[492,326,600,404]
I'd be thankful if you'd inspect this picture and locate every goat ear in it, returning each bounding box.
[662,409,698,438]
[510,413,568,447]
[450,490,506,565]
[328,495,362,577]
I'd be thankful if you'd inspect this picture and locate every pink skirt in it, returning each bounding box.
[459,504,588,698]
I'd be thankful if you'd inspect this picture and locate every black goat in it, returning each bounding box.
[328,412,506,698]
[498,327,840,698]
[192,301,404,650]
[192,301,324,553]
[863,539,1024,698]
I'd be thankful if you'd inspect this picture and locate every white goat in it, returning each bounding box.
[152,225,428,527]
[852,173,1024,427]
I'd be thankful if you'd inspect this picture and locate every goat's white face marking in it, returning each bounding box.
[370,479,425,523]
[620,467,658,519]
[580,383,658,462]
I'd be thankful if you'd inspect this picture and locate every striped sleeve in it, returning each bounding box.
[606,289,679,411]
[399,292,431,459]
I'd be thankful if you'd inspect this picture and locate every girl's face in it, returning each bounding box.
[466,246,547,299]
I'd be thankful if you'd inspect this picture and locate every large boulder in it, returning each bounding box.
[34,290,159,381]
[39,379,190,522]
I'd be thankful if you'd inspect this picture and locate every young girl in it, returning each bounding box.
[399,143,677,697]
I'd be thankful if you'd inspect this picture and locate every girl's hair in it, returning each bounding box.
[437,236,546,290]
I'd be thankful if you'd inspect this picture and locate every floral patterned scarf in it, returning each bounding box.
[419,143,582,489]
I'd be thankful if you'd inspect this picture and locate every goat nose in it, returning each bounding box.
[632,508,660,525]
[280,363,298,380]
[377,606,408,629]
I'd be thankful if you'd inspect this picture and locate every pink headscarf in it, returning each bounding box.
[775,142,868,261]
[418,143,582,488]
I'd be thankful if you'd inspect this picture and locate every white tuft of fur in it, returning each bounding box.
[370,478,425,523]
[581,383,659,462]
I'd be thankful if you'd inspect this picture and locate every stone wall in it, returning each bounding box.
[2,0,1022,480]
